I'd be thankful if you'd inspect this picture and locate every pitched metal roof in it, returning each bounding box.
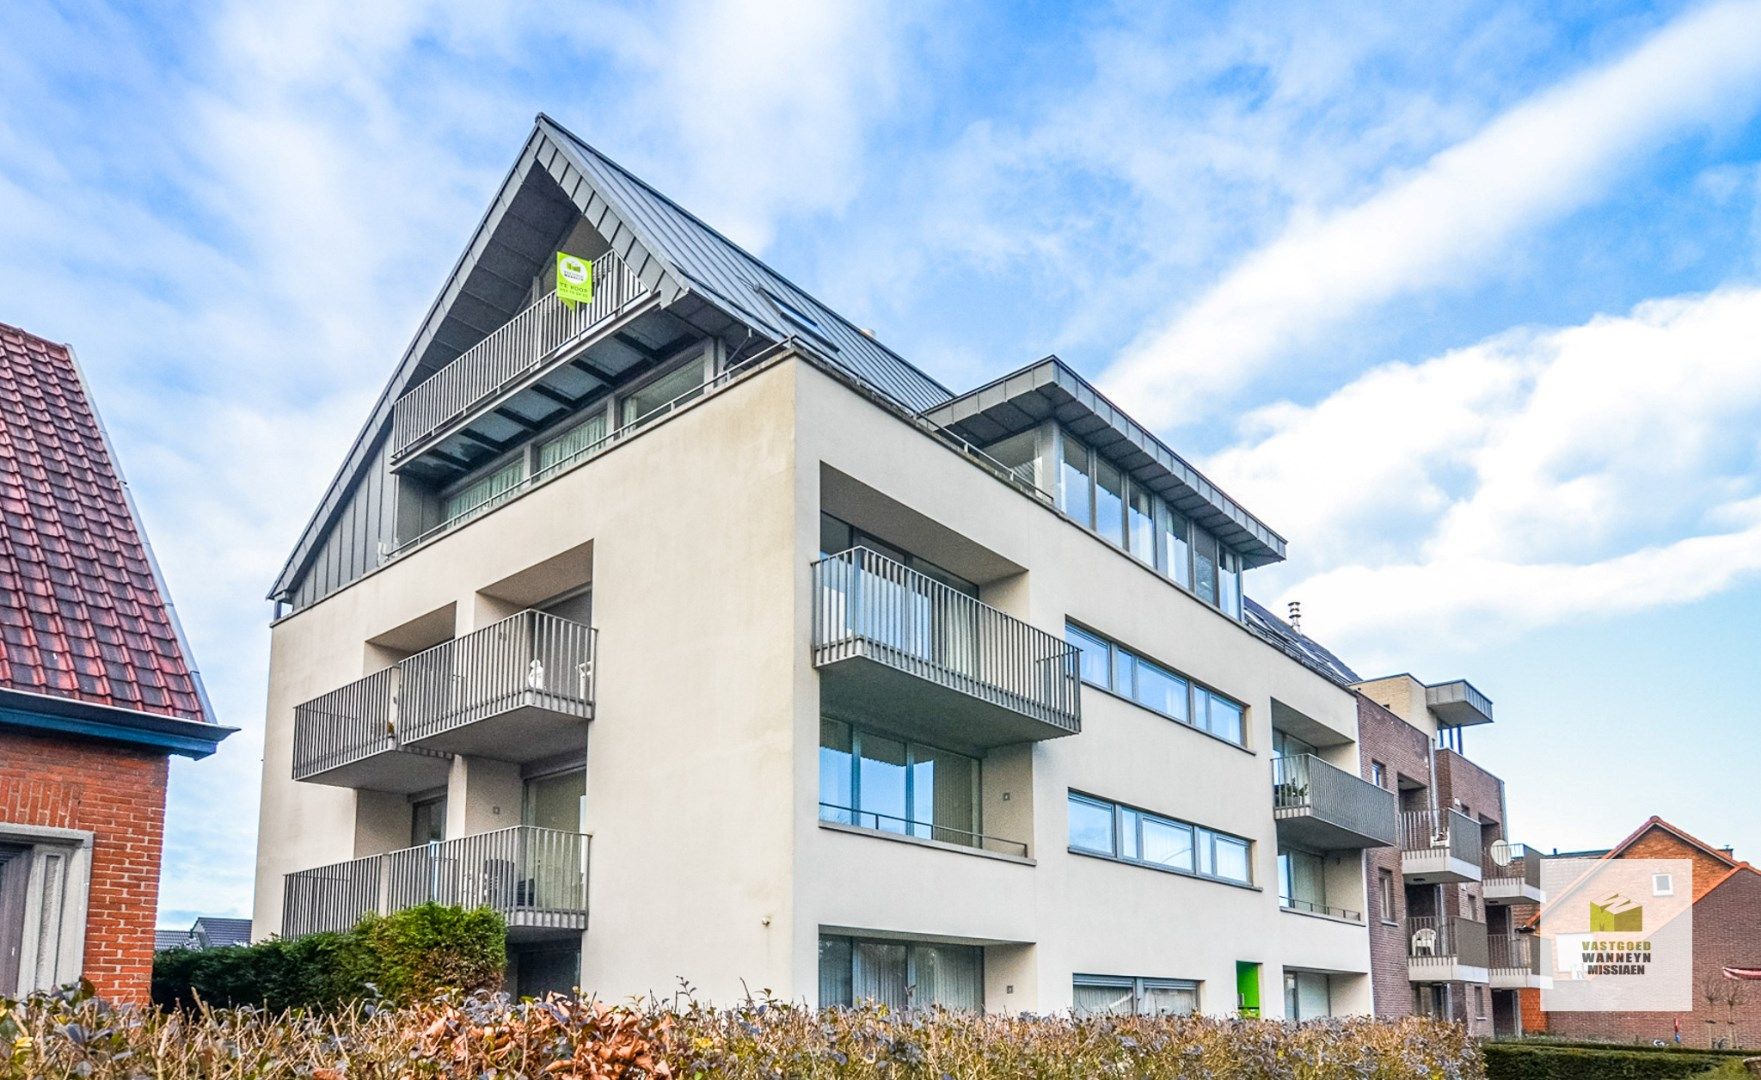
[0,323,220,738]
[1243,596,1362,686]
[270,116,950,603]
[540,117,952,414]
[921,357,1287,567]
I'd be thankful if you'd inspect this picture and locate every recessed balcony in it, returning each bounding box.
[1271,754,1398,850]
[811,547,1080,749]
[1489,932,1552,990]
[281,826,589,942]
[390,252,657,474]
[1400,808,1484,884]
[1483,841,1546,904]
[290,610,595,791]
[1407,916,1490,985]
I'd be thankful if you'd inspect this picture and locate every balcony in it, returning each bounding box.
[391,252,653,469]
[1407,916,1490,984]
[1271,754,1398,850]
[282,826,589,942]
[1489,932,1553,990]
[1399,808,1484,884]
[811,547,1080,748]
[1483,841,1546,904]
[291,610,595,791]
[819,803,1030,859]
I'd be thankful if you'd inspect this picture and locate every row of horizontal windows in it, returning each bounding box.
[1067,792,1254,886]
[1073,975,1199,1017]
[437,352,712,528]
[1064,623,1246,747]
[988,429,1243,619]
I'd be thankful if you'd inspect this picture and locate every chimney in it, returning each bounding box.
[1287,600,1302,634]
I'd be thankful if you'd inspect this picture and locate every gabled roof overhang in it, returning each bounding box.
[921,357,1287,567]
[270,115,951,604]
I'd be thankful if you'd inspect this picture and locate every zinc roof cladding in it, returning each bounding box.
[539,116,955,415]
[0,322,206,723]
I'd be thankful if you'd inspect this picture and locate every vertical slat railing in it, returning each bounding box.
[1271,755,1313,812]
[282,828,590,940]
[810,548,1080,731]
[392,253,647,458]
[291,667,398,780]
[281,854,385,938]
[1490,933,1541,975]
[1408,916,1490,967]
[1400,808,1484,860]
[397,611,595,745]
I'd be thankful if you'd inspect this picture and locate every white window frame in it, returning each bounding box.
[1073,974,1200,1016]
[1,823,92,997]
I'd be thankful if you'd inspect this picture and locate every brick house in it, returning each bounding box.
[1523,817,1761,1047]
[0,322,230,1002]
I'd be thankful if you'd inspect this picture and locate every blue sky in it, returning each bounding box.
[2,1,1759,926]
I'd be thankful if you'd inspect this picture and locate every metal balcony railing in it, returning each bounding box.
[1399,808,1483,866]
[290,611,594,781]
[397,611,595,745]
[282,826,589,940]
[1490,933,1544,976]
[1270,754,1398,848]
[818,802,1029,858]
[1407,916,1490,969]
[1485,841,1543,890]
[811,547,1080,735]
[1280,896,1363,921]
[391,253,649,460]
[291,667,398,781]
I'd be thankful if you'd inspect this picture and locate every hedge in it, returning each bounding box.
[3,989,1486,1079]
[151,903,505,1010]
[1483,1041,1746,1080]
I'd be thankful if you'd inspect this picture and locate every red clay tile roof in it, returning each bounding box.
[0,322,206,722]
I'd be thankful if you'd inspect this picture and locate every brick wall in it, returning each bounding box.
[1532,825,1761,1046]
[1356,692,1432,1018]
[0,727,169,1003]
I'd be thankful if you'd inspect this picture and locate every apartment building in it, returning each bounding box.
[1350,675,1548,1037]
[254,114,1450,1014]
[0,322,231,1002]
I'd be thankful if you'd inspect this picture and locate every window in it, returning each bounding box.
[1284,971,1332,1021]
[1094,459,1126,547]
[1067,792,1252,886]
[620,355,708,428]
[1195,688,1244,745]
[410,794,446,846]
[1218,551,1242,619]
[0,828,90,996]
[537,412,608,473]
[1055,432,1244,619]
[820,719,980,847]
[1473,985,1487,1021]
[819,935,983,1010]
[1278,849,1327,914]
[1378,869,1397,922]
[1156,505,1190,589]
[1059,438,1092,527]
[1369,761,1387,788]
[1271,729,1316,760]
[1063,623,1246,747]
[523,768,585,832]
[1127,488,1156,564]
[441,459,523,525]
[1192,529,1219,605]
[1653,873,1675,896]
[983,431,1039,488]
[1074,975,1198,1016]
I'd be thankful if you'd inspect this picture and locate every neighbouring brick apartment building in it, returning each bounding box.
[1523,818,1761,1048]
[0,322,230,1002]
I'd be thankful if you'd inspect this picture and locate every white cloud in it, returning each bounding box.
[1102,0,1761,428]
[1214,286,1761,657]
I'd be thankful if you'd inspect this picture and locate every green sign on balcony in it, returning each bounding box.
[557,252,594,310]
